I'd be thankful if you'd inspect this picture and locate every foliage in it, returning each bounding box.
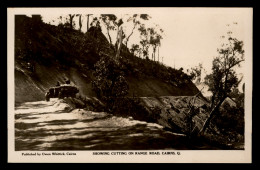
[200,27,245,137]
[205,35,244,108]
[90,17,100,27]
[187,63,204,82]
[137,24,164,61]
[138,24,150,59]
[92,55,129,108]
[100,14,117,44]
[139,14,150,20]
[130,44,141,56]
[206,103,244,147]
[229,87,244,109]
[148,26,164,61]
[124,14,150,48]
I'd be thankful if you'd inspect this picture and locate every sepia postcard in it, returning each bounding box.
[8,7,252,163]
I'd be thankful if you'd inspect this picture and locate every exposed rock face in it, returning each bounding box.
[140,96,210,134]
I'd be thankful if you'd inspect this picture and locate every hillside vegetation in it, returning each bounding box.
[15,15,199,104]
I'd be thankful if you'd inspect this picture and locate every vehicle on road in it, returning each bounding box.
[45,84,79,101]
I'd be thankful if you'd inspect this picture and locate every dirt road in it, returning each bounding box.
[15,99,190,150]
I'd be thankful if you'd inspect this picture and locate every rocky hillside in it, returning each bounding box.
[15,15,200,104]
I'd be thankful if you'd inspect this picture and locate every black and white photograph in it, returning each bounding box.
[8,7,252,163]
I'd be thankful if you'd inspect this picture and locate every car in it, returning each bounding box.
[45,84,79,101]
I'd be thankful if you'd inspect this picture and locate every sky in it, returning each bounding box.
[21,8,252,90]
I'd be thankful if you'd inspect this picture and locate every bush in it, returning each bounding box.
[203,104,244,148]
[92,55,129,107]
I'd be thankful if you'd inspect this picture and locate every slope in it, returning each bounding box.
[15,15,200,104]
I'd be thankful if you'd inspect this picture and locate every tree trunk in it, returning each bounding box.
[146,46,150,59]
[142,46,145,59]
[107,29,112,44]
[199,96,226,135]
[125,25,136,48]
[87,15,90,31]
[79,15,82,31]
[153,46,156,61]
[211,93,215,109]
[158,46,160,62]
[69,14,75,29]
[116,27,123,59]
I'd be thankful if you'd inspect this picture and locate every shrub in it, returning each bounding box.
[92,55,129,108]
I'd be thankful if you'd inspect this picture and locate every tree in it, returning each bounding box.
[115,26,124,59]
[68,14,75,29]
[124,14,150,48]
[138,24,163,61]
[201,31,244,134]
[86,14,93,31]
[147,25,163,61]
[92,55,129,111]
[90,17,99,27]
[100,14,117,44]
[138,24,150,59]
[57,15,72,29]
[148,28,156,61]
[187,63,204,83]
[130,44,141,57]
[76,14,83,32]
[150,32,162,61]
[115,18,124,58]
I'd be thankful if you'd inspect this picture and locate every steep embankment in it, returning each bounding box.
[15,62,95,105]
[127,76,199,97]
[15,15,200,104]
